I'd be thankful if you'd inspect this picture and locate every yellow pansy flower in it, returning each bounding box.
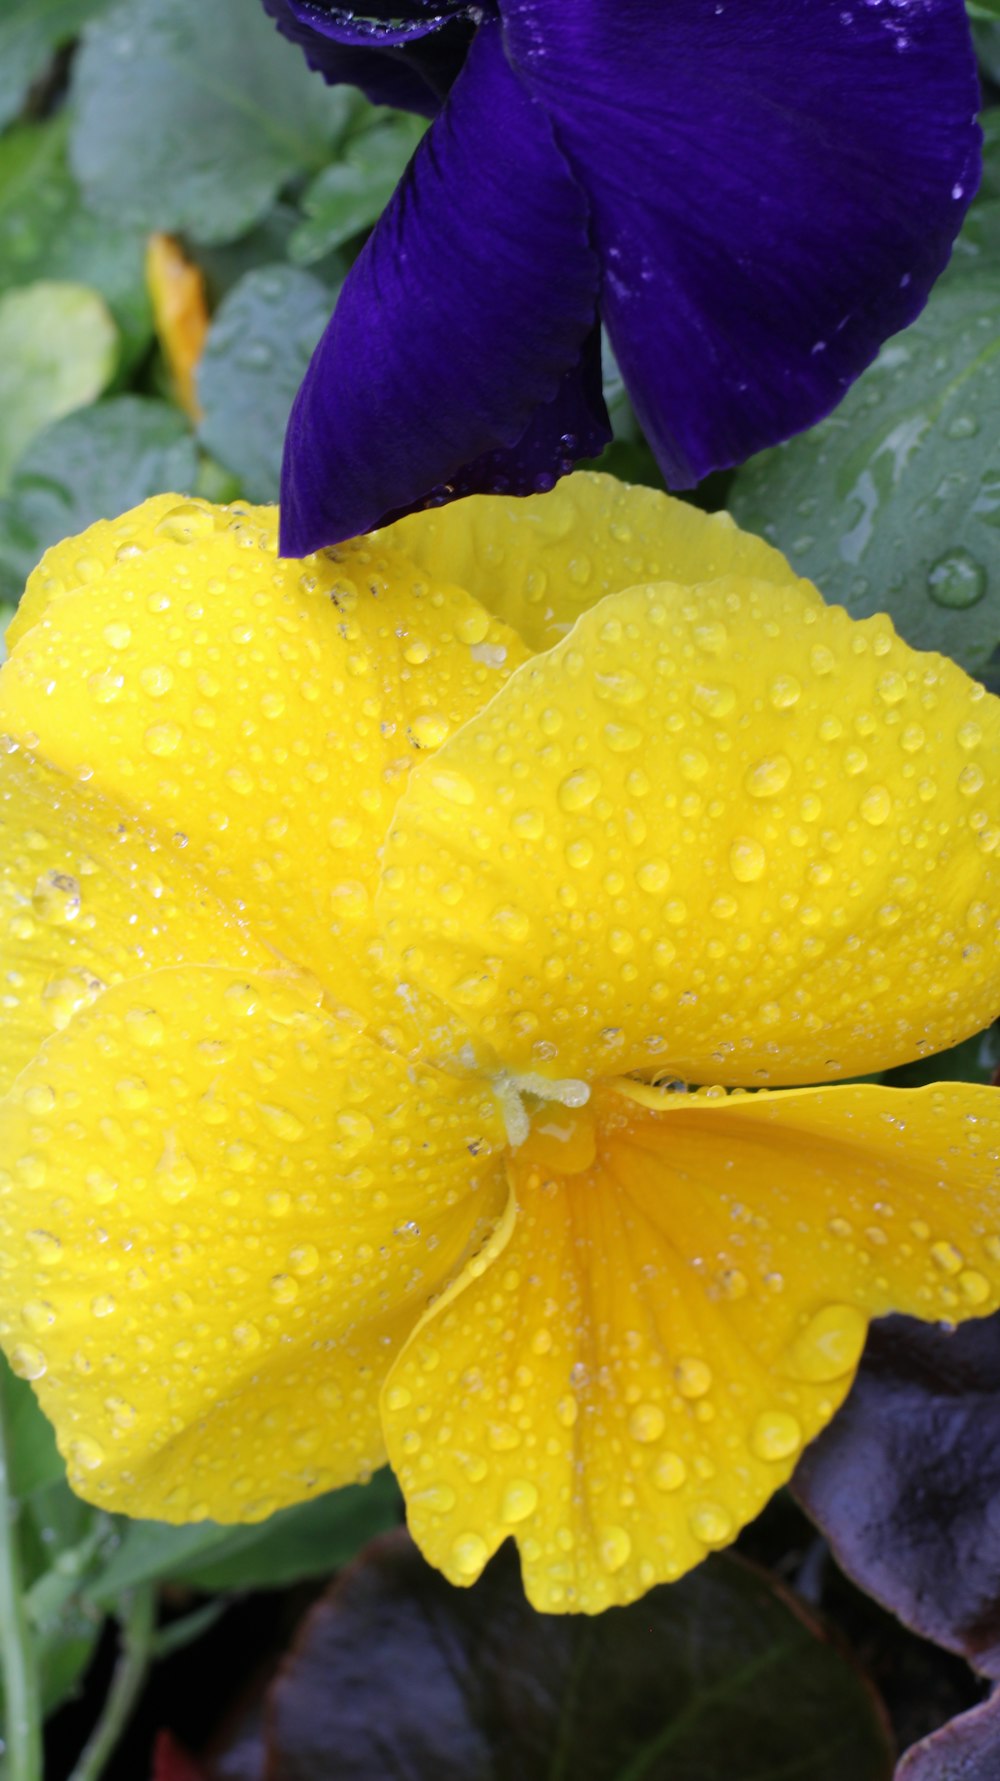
[0,474,998,1615]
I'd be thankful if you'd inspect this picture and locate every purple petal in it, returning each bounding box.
[279,17,600,553]
[393,326,609,517]
[502,0,981,485]
[262,0,474,114]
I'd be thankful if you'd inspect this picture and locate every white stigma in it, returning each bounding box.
[492,1070,591,1148]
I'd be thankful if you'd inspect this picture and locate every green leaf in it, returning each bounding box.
[0,0,111,130]
[197,264,332,502]
[289,114,426,265]
[729,195,1000,674]
[88,1472,399,1603]
[882,1021,1000,1089]
[981,112,1000,202]
[0,281,117,493]
[973,19,1000,72]
[0,116,152,372]
[0,1354,63,1501]
[70,0,352,246]
[970,0,1000,18]
[0,396,198,604]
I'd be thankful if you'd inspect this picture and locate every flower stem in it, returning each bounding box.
[0,1385,43,1781]
[67,1584,156,1781]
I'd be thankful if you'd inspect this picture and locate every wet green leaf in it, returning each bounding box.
[0,1353,63,1500]
[0,0,110,130]
[730,186,1000,673]
[88,1471,399,1602]
[70,0,351,246]
[289,114,426,265]
[0,281,117,492]
[197,264,332,502]
[0,116,151,370]
[974,20,1000,77]
[0,396,198,604]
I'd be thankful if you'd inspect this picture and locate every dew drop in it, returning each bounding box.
[751,1410,802,1462]
[675,1357,712,1399]
[786,1304,867,1382]
[653,1451,687,1491]
[729,837,766,883]
[431,769,476,806]
[450,1532,488,1578]
[769,675,801,710]
[410,712,450,749]
[144,722,183,758]
[598,1525,632,1573]
[692,682,736,718]
[959,1268,990,1305]
[32,871,80,924]
[636,859,671,894]
[860,785,892,827]
[628,1403,666,1444]
[558,767,601,813]
[139,664,174,698]
[155,501,218,543]
[930,1239,963,1276]
[926,548,987,610]
[25,1229,61,1263]
[689,1502,733,1547]
[69,1436,105,1472]
[745,755,792,799]
[501,1479,539,1524]
[125,1006,165,1048]
[10,1342,46,1380]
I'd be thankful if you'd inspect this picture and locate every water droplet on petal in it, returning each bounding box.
[450,1532,488,1578]
[860,785,892,826]
[675,1357,712,1399]
[558,767,601,813]
[689,1503,733,1547]
[32,871,80,924]
[598,1525,632,1573]
[629,1403,666,1444]
[786,1304,867,1382]
[745,755,792,799]
[729,837,766,883]
[10,1342,46,1380]
[501,1479,538,1523]
[751,1410,802,1462]
[653,1451,687,1491]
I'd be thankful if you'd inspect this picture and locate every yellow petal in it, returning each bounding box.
[382,471,796,651]
[0,966,506,1520]
[382,1080,1000,1612]
[0,751,269,1096]
[146,234,210,422]
[7,493,201,652]
[377,575,1000,1084]
[0,497,529,1036]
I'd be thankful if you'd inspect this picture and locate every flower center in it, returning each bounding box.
[492,1068,592,1166]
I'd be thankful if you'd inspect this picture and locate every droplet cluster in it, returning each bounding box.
[380,574,1000,1086]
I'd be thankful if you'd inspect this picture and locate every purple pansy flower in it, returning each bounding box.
[264,0,981,554]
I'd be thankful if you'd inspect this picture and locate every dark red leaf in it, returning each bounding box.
[896,1689,1000,1780]
[253,1528,891,1780]
[152,1730,208,1781]
[795,1314,1000,1678]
